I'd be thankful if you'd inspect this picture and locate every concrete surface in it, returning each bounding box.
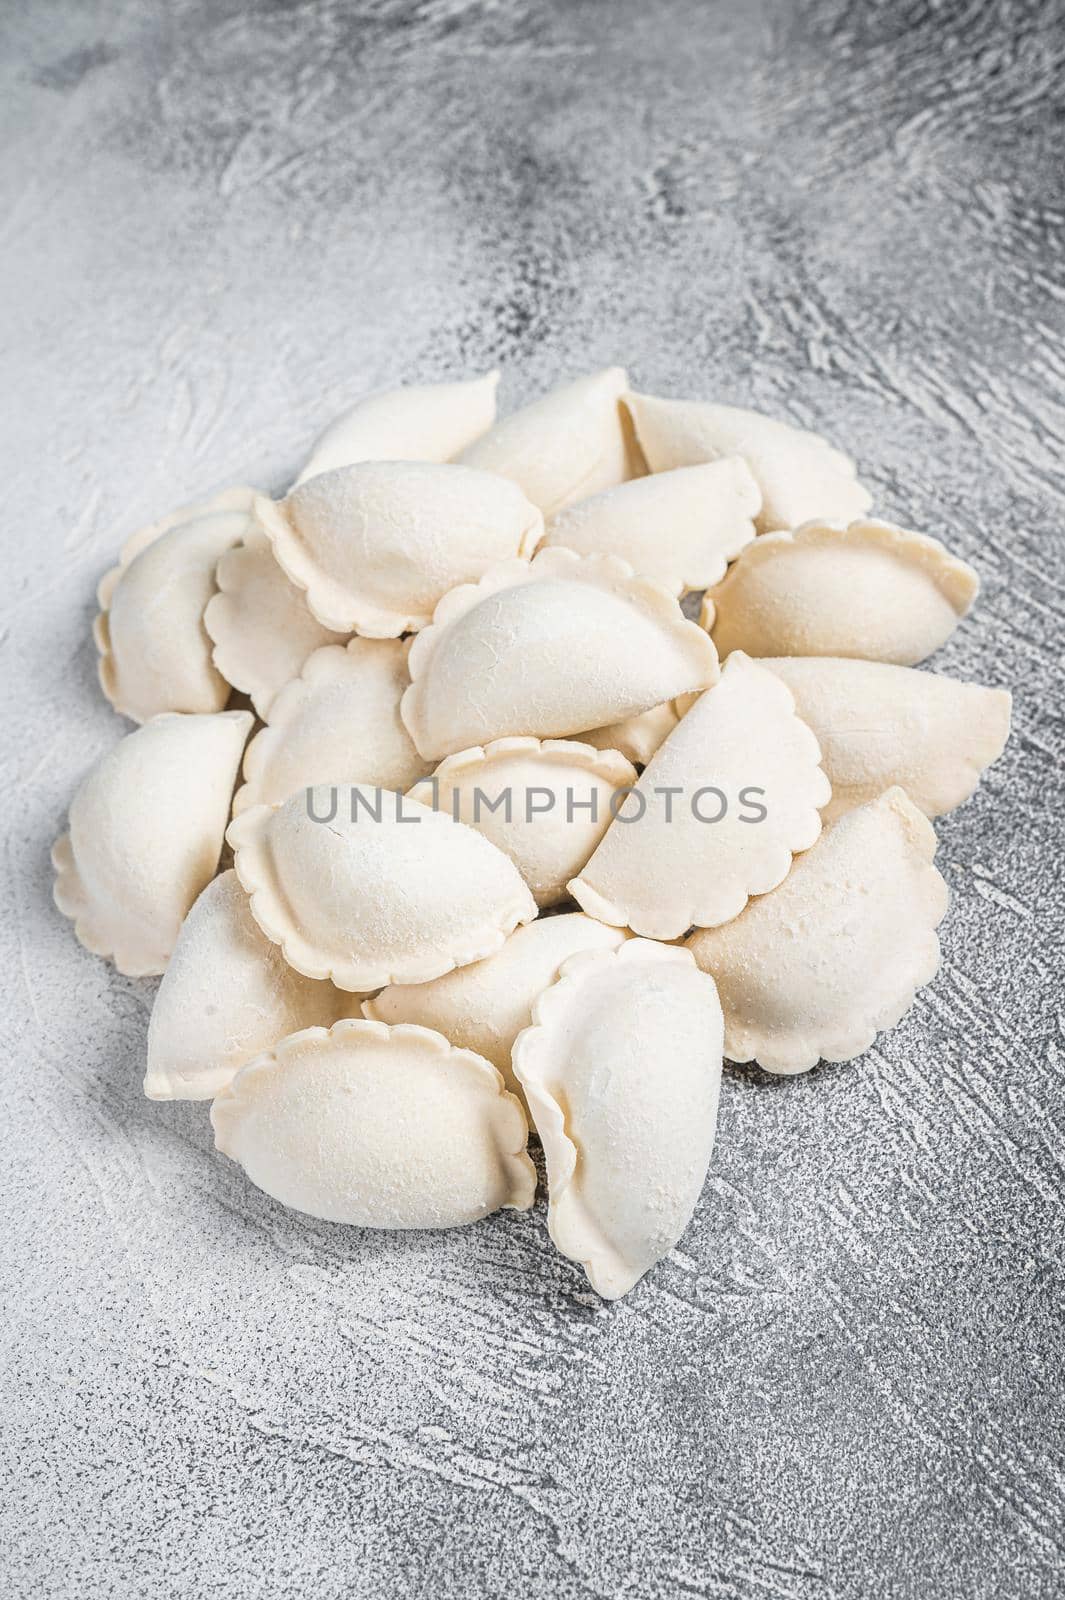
[2,1,1064,1596]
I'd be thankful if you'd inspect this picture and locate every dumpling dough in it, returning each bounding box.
[458,367,643,516]
[95,485,256,606]
[227,786,537,991]
[757,657,1012,821]
[364,913,627,1099]
[144,871,359,1101]
[211,1019,535,1227]
[579,702,681,767]
[204,527,348,717]
[543,458,760,595]
[296,371,499,484]
[96,487,255,722]
[570,652,830,939]
[513,940,723,1299]
[686,787,949,1074]
[401,547,718,761]
[622,392,872,532]
[234,638,429,814]
[704,519,979,665]
[52,710,252,976]
[255,460,543,636]
[407,738,637,908]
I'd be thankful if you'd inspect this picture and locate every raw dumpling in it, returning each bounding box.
[255,460,543,636]
[52,710,252,976]
[211,1019,535,1226]
[227,786,537,991]
[579,702,681,767]
[458,367,643,516]
[407,738,637,908]
[401,547,718,761]
[570,652,830,939]
[758,657,1012,822]
[542,458,760,595]
[622,392,872,532]
[234,638,429,814]
[686,787,949,1074]
[296,371,499,484]
[364,913,627,1099]
[512,940,723,1299]
[144,871,359,1101]
[204,527,348,717]
[95,485,256,605]
[96,487,255,722]
[704,519,979,665]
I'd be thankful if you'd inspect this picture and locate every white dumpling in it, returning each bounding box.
[211,1019,535,1227]
[542,458,760,595]
[401,548,718,761]
[204,527,348,717]
[513,940,723,1299]
[296,371,499,484]
[704,519,979,665]
[570,653,830,939]
[757,657,1012,822]
[578,702,681,767]
[227,786,537,991]
[458,367,643,516]
[364,913,627,1099]
[144,871,360,1101]
[407,738,636,908]
[686,788,949,1074]
[234,638,429,815]
[52,710,252,976]
[95,487,256,722]
[255,460,543,637]
[622,392,872,532]
[95,485,257,608]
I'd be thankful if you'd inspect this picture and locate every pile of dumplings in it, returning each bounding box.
[54,367,1012,1300]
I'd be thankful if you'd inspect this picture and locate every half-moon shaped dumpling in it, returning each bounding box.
[234,638,429,815]
[512,940,723,1299]
[211,1019,535,1227]
[95,485,257,608]
[144,870,359,1101]
[622,392,872,533]
[227,786,537,991]
[255,460,543,637]
[542,458,760,595]
[401,548,718,761]
[570,652,830,939]
[364,912,627,1099]
[704,519,979,665]
[296,371,500,484]
[95,488,255,722]
[407,738,636,908]
[686,787,949,1074]
[204,527,348,717]
[757,657,1012,822]
[52,710,253,976]
[458,367,643,516]
[578,701,681,767]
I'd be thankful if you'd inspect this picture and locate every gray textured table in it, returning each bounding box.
[2,2,1063,1596]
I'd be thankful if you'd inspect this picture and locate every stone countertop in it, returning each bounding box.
[1,1,1063,1596]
